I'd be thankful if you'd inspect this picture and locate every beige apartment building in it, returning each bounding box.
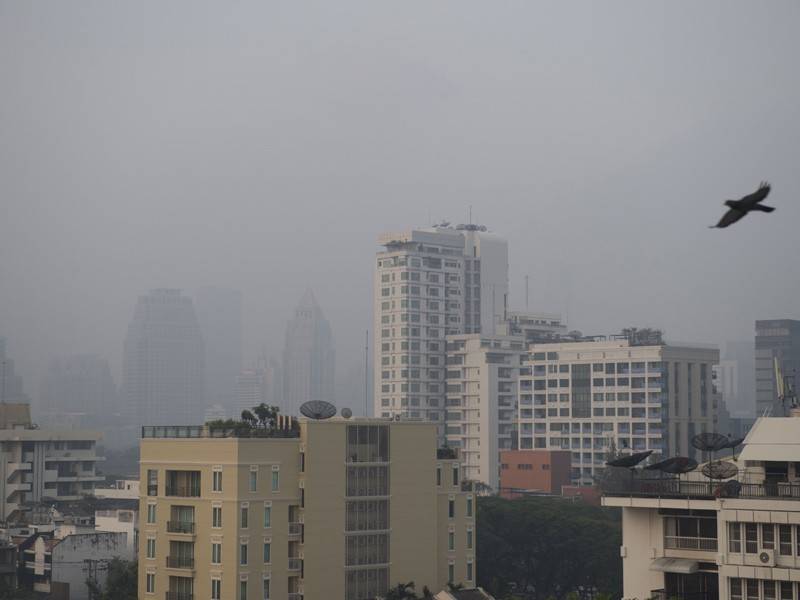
[138,418,476,600]
[517,338,720,485]
[603,416,800,600]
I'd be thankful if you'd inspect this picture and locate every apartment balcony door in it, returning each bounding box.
[665,572,719,600]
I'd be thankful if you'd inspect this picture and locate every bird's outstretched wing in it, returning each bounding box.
[739,181,771,207]
[710,207,746,228]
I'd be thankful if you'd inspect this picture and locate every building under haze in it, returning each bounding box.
[0,337,30,404]
[38,354,117,427]
[194,287,243,414]
[517,337,720,486]
[139,417,475,600]
[122,289,205,426]
[755,319,800,417]
[282,290,335,415]
[234,367,267,416]
[373,224,509,438]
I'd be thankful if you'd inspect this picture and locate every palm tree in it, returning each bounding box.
[384,581,419,600]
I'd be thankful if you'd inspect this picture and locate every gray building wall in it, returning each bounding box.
[755,319,800,417]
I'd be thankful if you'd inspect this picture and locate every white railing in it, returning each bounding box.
[664,536,718,551]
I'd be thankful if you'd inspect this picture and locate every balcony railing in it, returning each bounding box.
[166,556,195,569]
[165,593,193,600]
[288,558,303,571]
[603,477,800,500]
[288,522,303,536]
[165,486,201,498]
[142,425,299,439]
[664,536,718,551]
[167,521,195,534]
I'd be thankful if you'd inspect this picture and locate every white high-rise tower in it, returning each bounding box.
[372,224,509,437]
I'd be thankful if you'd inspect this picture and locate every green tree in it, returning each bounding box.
[384,581,421,599]
[86,558,137,600]
[477,496,622,600]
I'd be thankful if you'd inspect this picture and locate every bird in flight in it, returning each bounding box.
[710,181,774,228]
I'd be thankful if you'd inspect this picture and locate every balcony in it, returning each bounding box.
[664,536,718,551]
[165,486,201,498]
[288,558,303,572]
[603,477,800,500]
[165,593,193,600]
[166,556,195,569]
[288,594,304,600]
[288,522,303,536]
[167,521,195,534]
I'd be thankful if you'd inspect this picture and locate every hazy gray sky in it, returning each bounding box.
[2,1,799,395]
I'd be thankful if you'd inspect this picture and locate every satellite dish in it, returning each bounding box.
[606,450,652,468]
[702,461,738,480]
[691,432,729,452]
[341,407,353,419]
[724,437,745,449]
[300,400,337,420]
[646,456,698,474]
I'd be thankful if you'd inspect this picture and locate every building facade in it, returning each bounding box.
[0,403,103,524]
[122,289,205,426]
[755,320,800,417]
[139,418,475,600]
[38,354,118,427]
[603,416,800,600]
[373,225,509,437]
[517,338,720,485]
[194,287,243,413]
[498,450,572,498]
[0,337,30,404]
[282,290,335,415]
[444,334,526,490]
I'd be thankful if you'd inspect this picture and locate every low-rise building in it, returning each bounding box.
[498,450,572,498]
[603,416,800,600]
[139,417,476,600]
[95,498,138,556]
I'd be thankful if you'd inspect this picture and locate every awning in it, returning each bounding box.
[650,557,699,574]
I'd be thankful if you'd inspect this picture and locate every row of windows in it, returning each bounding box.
[145,574,272,599]
[729,522,800,556]
[730,578,799,600]
[147,467,279,497]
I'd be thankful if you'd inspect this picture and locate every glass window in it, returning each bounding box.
[211,579,221,600]
[448,531,455,551]
[448,499,455,519]
[240,581,247,600]
[263,505,271,528]
[212,506,222,528]
[249,469,257,492]
[240,506,248,529]
[271,470,279,491]
[211,542,221,564]
[763,581,776,600]
[467,560,473,581]
[452,466,459,486]
[146,573,155,594]
[147,504,156,524]
[448,563,454,583]
[762,523,775,549]
[212,470,222,492]
[779,582,793,600]
[146,538,155,558]
[147,469,158,496]
[263,578,270,600]
[779,524,792,555]
[745,579,758,600]
[263,542,271,563]
[466,496,473,517]
[745,523,758,553]
[730,579,742,600]
[729,523,741,553]
[240,543,248,566]
[436,467,442,486]
[467,529,473,549]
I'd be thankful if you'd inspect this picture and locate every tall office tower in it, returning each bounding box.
[721,341,756,418]
[234,368,267,416]
[38,354,117,425]
[194,287,243,412]
[122,289,205,426]
[140,418,475,600]
[282,290,335,415]
[263,358,282,406]
[0,337,30,404]
[373,225,509,438]
[755,319,800,417]
[445,334,527,490]
[517,336,719,486]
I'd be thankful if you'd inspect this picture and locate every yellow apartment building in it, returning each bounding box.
[138,417,476,600]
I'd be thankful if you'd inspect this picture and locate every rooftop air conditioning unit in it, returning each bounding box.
[758,549,775,567]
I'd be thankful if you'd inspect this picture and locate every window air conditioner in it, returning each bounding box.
[758,549,775,566]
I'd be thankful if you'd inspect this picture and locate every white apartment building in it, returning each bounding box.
[517,338,719,485]
[0,405,104,522]
[603,416,800,600]
[373,224,508,438]
[444,334,527,490]
[501,311,568,343]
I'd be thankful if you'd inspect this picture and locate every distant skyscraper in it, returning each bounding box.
[0,337,30,404]
[234,368,266,415]
[282,290,335,415]
[39,354,117,424]
[193,286,243,412]
[122,289,205,425]
[372,224,509,437]
[755,319,800,416]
